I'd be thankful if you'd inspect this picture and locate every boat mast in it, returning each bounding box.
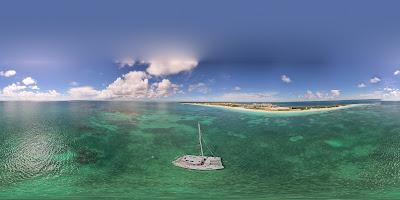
[198,122,204,157]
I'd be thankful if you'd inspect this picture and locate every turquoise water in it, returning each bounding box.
[0,101,400,199]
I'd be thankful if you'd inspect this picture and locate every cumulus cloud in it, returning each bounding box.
[9,90,60,100]
[382,87,400,100]
[146,58,198,76]
[361,87,400,101]
[357,83,366,88]
[394,70,400,76]
[330,89,341,97]
[304,90,315,99]
[233,86,241,91]
[281,75,291,83]
[67,71,181,100]
[68,86,100,99]
[102,71,150,99]
[30,85,39,90]
[148,79,181,98]
[2,83,26,96]
[115,57,136,68]
[22,77,36,85]
[302,89,341,100]
[188,83,209,94]
[0,70,17,77]
[370,77,381,84]
[1,83,59,101]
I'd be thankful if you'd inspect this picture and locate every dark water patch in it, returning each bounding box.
[176,119,199,127]
[77,125,96,132]
[75,149,101,164]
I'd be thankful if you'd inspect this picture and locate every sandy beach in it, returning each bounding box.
[183,102,367,114]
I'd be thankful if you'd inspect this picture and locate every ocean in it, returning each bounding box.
[0,100,399,199]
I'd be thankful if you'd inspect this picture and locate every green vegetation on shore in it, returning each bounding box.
[183,102,346,112]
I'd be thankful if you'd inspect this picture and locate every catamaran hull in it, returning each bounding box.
[172,155,224,170]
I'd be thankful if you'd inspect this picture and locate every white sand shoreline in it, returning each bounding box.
[183,103,367,114]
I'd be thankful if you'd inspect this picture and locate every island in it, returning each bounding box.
[181,102,357,113]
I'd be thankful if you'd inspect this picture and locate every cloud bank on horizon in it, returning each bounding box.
[2,64,400,101]
[1,0,400,101]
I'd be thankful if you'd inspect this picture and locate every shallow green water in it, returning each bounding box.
[1,101,400,199]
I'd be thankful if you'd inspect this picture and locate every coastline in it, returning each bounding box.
[183,103,367,114]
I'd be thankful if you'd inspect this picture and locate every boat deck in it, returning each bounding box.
[172,155,224,170]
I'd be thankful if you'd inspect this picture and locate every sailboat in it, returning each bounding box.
[172,122,224,170]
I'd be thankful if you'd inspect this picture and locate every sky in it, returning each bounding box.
[1,0,400,101]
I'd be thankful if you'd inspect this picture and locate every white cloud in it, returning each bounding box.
[0,76,61,100]
[281,75,291,83]
[11,90,60,100]
[394,70,400,76]
[146,59,198,76]
[102,71,150,99]
[384,87,394,92]
[30,85,39,90]
[315,91,324,98]
[382,87,400,100]
[67,71,181,100]
[370,77,381,84]
[1,83,59,101]
[148,79,181,98]
[304,90,315,99]
[357,83,366,88]
[188,83,209,94]
[68,86,100,99]
[115,57,136,68]
[361,87,400,101]
[233,86,241,91]
[0,70,17,77]
[302,89,341,100]
[22,77,36,85]
[218,92,277,102]
[330,89,341,97]
[2,83,26,96]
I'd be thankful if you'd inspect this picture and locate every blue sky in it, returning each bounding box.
[1,0,400,101]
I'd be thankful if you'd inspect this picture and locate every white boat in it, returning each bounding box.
[172,122,224,170]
